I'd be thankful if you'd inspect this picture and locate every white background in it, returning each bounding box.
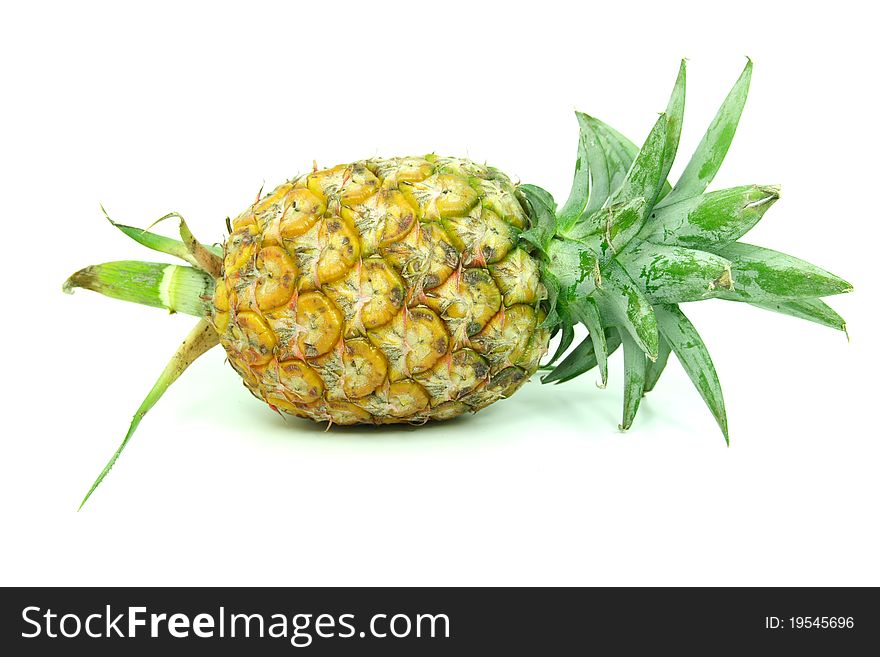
[1,0,877,586]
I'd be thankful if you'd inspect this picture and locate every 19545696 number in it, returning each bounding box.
[790,617,854,629]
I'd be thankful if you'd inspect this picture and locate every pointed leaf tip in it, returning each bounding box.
[660,59,753,206]
[658,60,687,191]
[746,297,848,333]
[714,242,852,301]
[100,203,116,226]
[620,332,647,430]
[557,115,593,230]
[655,305,729,443]
[612,113,669,212]
[644,337,672,392]
[643,184,781,249]
[571,298,610,385]
[78,320,219,509]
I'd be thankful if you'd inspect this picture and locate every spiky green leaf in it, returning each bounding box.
[577,114,613,217]
[596,260,659,359]
[611,113,669,212]
[563,198,647,258]
[583,116,635,208]
[542,329,622,385]
[571,296,609,385]
[79,319,219,509]
[546,238,600,301]
[714,242,852,301]
[542,337,592,384]
[655,304,729,443]
[620,332,647,430]
[644,336,672,392]
[601,197,648,256]
[594,119,638,176]
[542,271,573,361]
[548,317,576,365]
[106,208,223,265]
[517,184,557,255]
[587,117,675,203]
[556,117,592,230]
[747,298,848,333]
[657,60,687,197]
[641,184,780,248]
[661,59,752,206]
[541,269,562,328]
[619,242,733,303]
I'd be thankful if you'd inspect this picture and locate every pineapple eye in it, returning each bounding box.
[231,210,255,231]
[230,311,278,366]
[430,400,470,421]
[254,246,298,311]
[224,224,259,275]
[325,401,373,425]
[423,268,502,346]
[279,188,325,239]
[315,217,361,286]
[264,395,310,418]
[340,189,417,257]
[470,178,527,229]
[401,173,479,219]
[367,305,450,381]
[295,291,343,358]
[470,304,536,369]
[275,359,324,403]
[442,207,517,266]
[487,366,527,398]
[367,157,434,186]
[382,381,430,418]
[379,222,459,295]
[307,163,380,207]
[213,278,230,312]
[358,258,405,330]
[415,348,489,404]
[341,339,388,399]
[254,182,296,229]
[211,278,232,334]
[403,307,450,374]
[489,248,542,306]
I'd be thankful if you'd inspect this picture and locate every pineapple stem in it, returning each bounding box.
[63,260,214,317]
[78,319,220,509]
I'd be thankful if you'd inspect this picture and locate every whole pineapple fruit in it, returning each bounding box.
[66,61,851,507]
[214,156,549,425]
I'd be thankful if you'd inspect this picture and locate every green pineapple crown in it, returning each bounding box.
[522,59,851,441]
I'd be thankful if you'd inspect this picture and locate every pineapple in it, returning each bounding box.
[66,61,851,506]
[213,155,549,425]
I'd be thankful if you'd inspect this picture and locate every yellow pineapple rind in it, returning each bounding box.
[212,156,548,424]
